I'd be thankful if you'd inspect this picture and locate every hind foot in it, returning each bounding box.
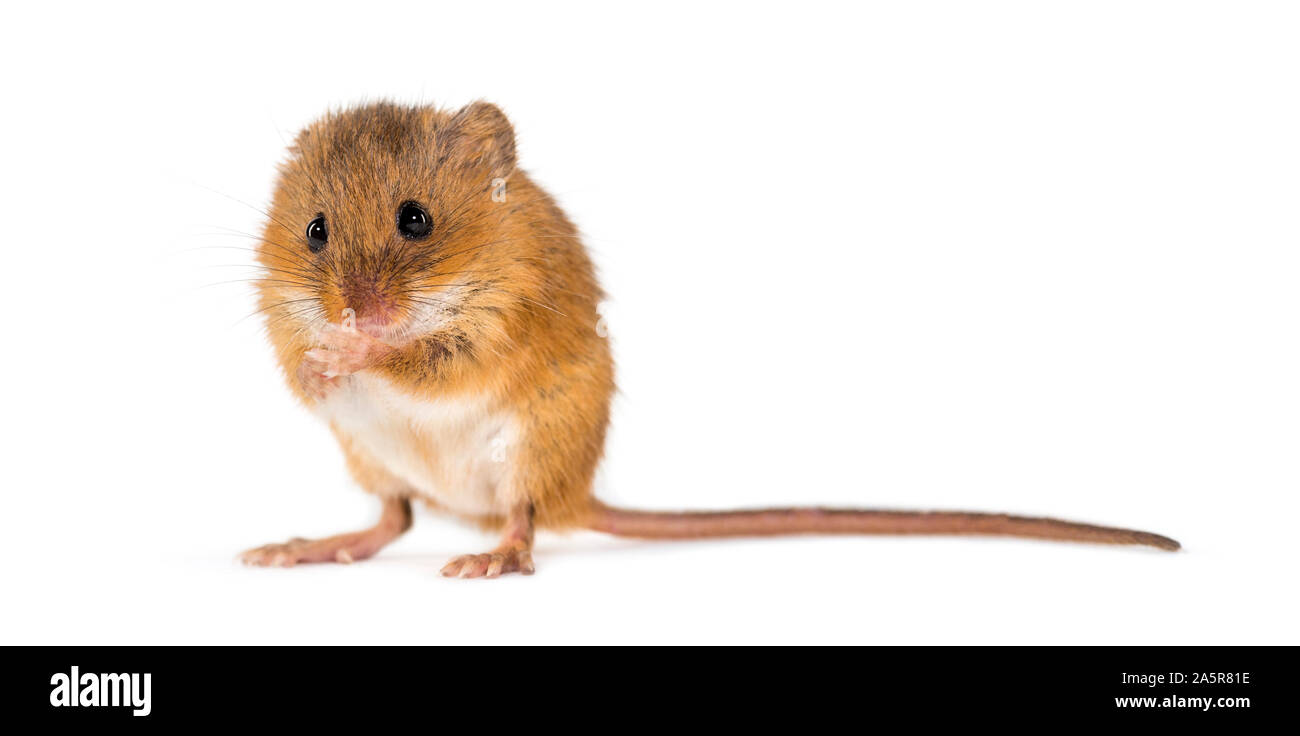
[242,535,376,566]
[240,498,411,567]
[440,546,535,578]
[441,500,535,579]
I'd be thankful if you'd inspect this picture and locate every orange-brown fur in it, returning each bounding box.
[256,102,612,532]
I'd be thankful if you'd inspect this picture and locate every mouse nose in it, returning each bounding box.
[339,273,396,332]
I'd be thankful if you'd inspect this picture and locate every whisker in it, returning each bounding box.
[194,182,301,237]
[236,297,321,327]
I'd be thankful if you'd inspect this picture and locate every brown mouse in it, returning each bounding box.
[240,101,1178,579]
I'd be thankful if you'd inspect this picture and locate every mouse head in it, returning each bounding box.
[257,101,523,342]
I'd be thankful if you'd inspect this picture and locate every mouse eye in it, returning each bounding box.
[397,202,432,240]
[305,215,328,253]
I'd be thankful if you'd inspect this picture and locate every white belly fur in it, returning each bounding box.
[315,373,518,517]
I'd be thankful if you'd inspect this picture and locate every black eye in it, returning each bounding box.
[397,201,432,240]
[305,215,328,253]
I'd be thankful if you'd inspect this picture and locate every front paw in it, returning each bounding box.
[306,324,390,379]
[297,324,395,400]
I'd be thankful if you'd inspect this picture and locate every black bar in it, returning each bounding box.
[4,646,1286,725]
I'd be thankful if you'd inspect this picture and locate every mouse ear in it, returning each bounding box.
[442,101,517,177]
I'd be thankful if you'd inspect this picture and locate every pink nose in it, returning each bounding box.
[339,274,396,331]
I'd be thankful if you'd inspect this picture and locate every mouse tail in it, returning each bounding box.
[586,502,1180,551]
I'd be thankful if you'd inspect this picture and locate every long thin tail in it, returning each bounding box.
[587,502,1180,551]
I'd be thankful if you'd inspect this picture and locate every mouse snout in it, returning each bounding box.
[339,273,397,334]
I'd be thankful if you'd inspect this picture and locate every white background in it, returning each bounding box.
[2,1,1296,644]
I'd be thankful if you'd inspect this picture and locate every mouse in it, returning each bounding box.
[240,101,1179,579]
